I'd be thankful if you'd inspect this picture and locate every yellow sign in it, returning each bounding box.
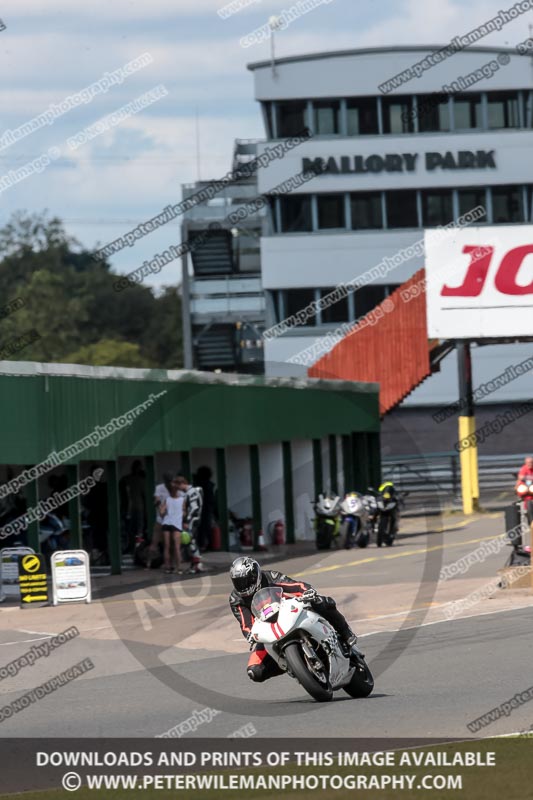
[21,555,41,574]
[18,554,48,607]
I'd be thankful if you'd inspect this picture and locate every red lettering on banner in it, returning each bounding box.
[441,245,494,297]
[494,244,533,296]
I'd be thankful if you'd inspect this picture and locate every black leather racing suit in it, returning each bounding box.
[229,569,352,682]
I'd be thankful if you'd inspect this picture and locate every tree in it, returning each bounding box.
[62,339,150,368]
[0,212,183,368]
[141,286,184,368]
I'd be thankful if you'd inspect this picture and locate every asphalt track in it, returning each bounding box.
[0,514,531,740]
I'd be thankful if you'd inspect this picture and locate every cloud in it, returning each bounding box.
[356,0,531,47]
[3,0,286,19]
[1,0,528,293]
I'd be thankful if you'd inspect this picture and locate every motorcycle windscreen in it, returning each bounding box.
[251,587,283,619]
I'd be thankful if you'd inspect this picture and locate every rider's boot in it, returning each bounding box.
[339,625,358,653]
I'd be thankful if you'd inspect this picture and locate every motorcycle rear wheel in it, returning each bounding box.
[284,642,333,702]
[344,655,374,698]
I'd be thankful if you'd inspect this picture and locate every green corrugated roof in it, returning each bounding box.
[0,362,379,464]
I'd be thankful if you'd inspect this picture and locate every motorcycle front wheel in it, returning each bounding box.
[378,516,394,547]
[344,654,374,698]
[284,642,333,702]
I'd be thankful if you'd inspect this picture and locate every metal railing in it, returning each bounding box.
[381,452,527,509]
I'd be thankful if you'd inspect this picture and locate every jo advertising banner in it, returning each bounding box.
[425,225,533,339]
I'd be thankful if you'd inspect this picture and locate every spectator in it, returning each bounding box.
[121,459,147,553]
[177,474,205,573]
[146,472,172,569]
[516,456,533,525]
[194,466,217,551]
[517,456,533,482]
[158,474,185,574]
[84,464,108,560]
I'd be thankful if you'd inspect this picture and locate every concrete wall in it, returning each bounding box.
[226,445,253,520]
[259,443,284,538]
[291,439,315,540]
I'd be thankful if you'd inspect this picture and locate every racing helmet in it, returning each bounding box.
[230,556,262,598]
[379,481,396,500]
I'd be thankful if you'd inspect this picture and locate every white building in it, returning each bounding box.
[247,46,533,414]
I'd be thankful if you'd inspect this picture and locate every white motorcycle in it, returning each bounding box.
[250,587,374,703]
[340,492,370,549]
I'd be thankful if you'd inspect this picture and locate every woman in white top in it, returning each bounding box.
[158,475,185,574]
[146,474,171,569]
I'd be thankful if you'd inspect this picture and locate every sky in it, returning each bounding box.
[1,0,532,290]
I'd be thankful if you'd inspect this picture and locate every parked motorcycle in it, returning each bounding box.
[362,491,380,541]
[313,492,341,550]
[340,492,370,549]
[375,481,406,547]
[250,586,374,702]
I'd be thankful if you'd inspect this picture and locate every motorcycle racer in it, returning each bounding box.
[229,556,357,682]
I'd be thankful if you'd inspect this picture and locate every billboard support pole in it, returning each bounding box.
[457,342,479,514]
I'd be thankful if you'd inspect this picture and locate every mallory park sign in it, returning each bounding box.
[302,150,496,175]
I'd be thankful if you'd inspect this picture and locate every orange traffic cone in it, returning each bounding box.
[255,529,268,552]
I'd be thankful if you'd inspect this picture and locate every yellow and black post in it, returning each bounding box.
[457,342,479,514]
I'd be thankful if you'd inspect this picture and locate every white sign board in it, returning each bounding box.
[0,547,35,600]
[426,225,533,339]
[51,550,91,605]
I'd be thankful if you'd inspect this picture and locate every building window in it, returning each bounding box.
[320,287,349,324]
[279,196,312,232]
[350,192,383,229]
[268,197,278,232]
[386,190,419,228]
[276,101,307,137]
[417,94,451,132]
[355,286,387,319]
[346,98,379,135]
[285,289,316,326]
[382,96,414,134]
[272,290,283,323]
[313,100,340,135]
[487,91,521,129]
[317,194,346,229]
[421,190,454,227]
[453,94,482,129]
[527,92,533,127]
[491,186,524,223]
[458,188,487,222]
[263,102,274,137]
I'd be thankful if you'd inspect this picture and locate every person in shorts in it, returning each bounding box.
[146,473,172,569]
[158,475,185,574]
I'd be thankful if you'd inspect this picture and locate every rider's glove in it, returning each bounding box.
[301,588,320,605]
[246,632,256,647]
